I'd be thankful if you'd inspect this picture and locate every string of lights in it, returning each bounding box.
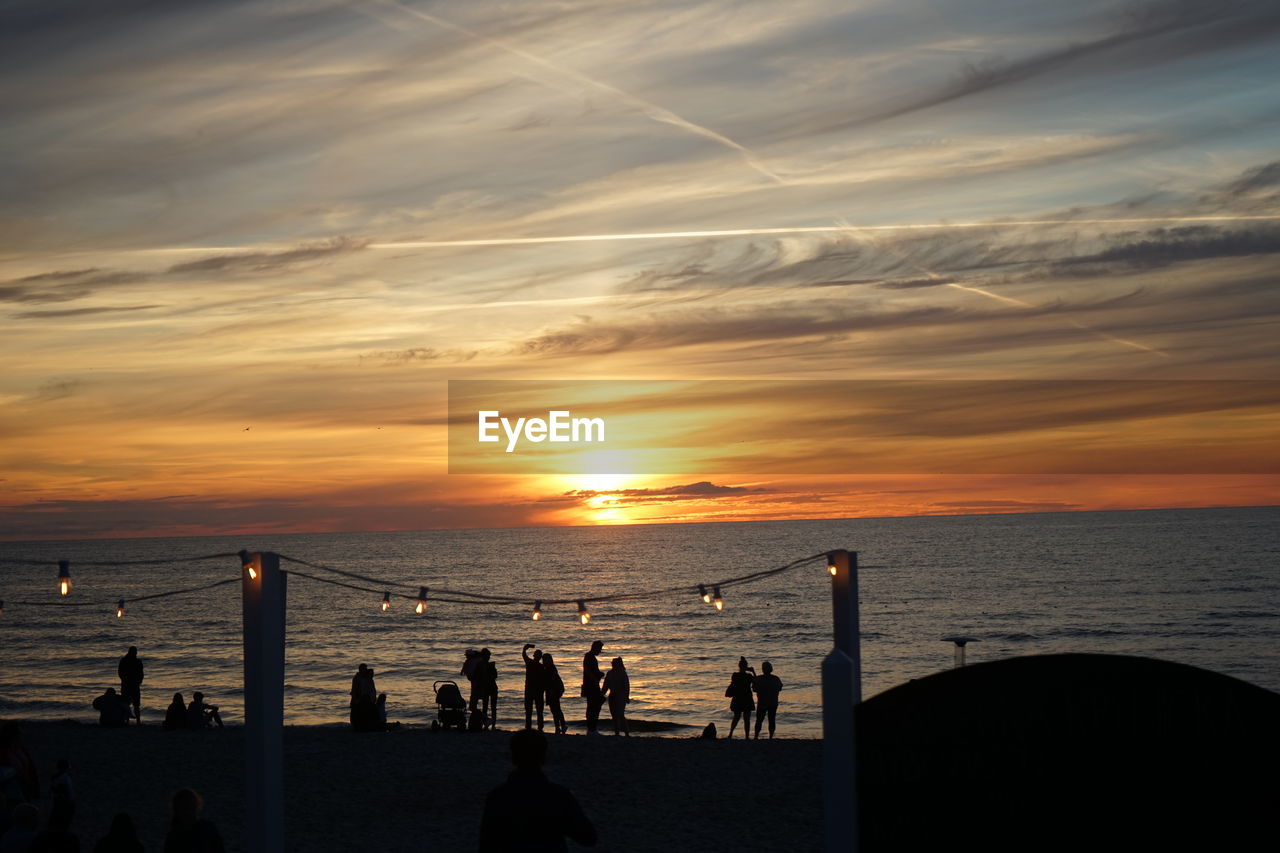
[0,550,870,622]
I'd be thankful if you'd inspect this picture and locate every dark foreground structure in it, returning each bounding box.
[856,653,1280,852]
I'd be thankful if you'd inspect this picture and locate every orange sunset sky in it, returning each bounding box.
[2,1,1279,540]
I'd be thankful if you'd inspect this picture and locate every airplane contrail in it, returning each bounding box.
[369,0,784,184]
[365,214,1280,250]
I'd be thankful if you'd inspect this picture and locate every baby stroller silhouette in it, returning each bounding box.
[432,680,468,731]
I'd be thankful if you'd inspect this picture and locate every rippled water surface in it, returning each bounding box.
[2,507,1278,736]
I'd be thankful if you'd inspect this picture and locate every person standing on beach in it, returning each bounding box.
[462,649,482,713]
[163,788,225,853]
[602,657,630,737]
[479,648,499,729]
[117,647,144,724]
[581,640,605,736]
[479,729,598,852]
[542,653,567,735]
[752,661,783,739]
[726,657,756,738]
[522,644,547,731]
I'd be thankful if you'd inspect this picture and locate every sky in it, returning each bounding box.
[2,0,1279,540]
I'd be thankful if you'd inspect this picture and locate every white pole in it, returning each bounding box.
[823,549,860,853]
[241,551,285,853]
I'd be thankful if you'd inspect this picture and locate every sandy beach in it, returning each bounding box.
[14,721,822,852]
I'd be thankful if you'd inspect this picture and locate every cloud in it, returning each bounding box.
[15,304,161,318]
[165,238,366,274]
[1053,225,1280,271]
[1225,161,1280,196]
[30,378,85,401]
[564,480,769,498]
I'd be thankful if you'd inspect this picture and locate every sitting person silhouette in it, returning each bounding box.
[163,693,187,730]
[186,692,223,730]
[92,688,132,728]
[479,729,597,852]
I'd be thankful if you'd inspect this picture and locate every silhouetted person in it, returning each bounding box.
[479,648,498,729]
[163,693,186,730]
[0,722,39,803]
[522,645,547,730]
[752,661,783,739]
[376,694,388,731]
[479,729,597,852]
[726,657,755,738]
[350,664,377,729]
[542,653,567,735]
[28,809,78,853]
[581,640,605,736]
[0,803,39,853]
[93,688,132,728]
[463,649,483,713]
[49,760,74,828]
[186,693,222,730]
[117,647,144,724]
[602,657,630,737]
[163,788,224,853]
[93,813,143,853]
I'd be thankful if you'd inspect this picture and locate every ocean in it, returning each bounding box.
[1,506,1277,737]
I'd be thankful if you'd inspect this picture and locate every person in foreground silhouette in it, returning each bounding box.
[0,803,39,853]
[93,813,143,853]
[479,729,597,853]
[726,657,755,738]
[117,647,144,724]
[0,721,40,803]
[27,809,78,853]
[186,693,222,730]
[602,657,630,737]
[542,653,567,735]
[580,641,605,736]
[163,693,186,730]
[752,661,783,739]
[92,688,132,728]
[522,644,547,731]
[163,788,224,853]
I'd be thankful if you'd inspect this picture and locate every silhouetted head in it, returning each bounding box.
[611,657,624,670]
[738,657,749,671]
[509,728,547,771]
[376,693,386,706]
[127,646,137,656]
[367,668,375,677]
[10,803,38,831]
[105,687,117,696]
[542,653,556,668]
[590,640,604,653]
[172,692,184,705]
[106,812,138,841]
[762,661,773,675]
[170,788,202,824]
[192,691,204,702]
[481,648,491,661]
[358,663,368,673]
[533,649,542,662]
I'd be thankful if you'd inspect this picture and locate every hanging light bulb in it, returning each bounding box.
[239,550,258,580]
[116,599,126,618]
[712,585,724,611]
[577,599,591,625]
[58,560,72,596]
[828,558,838,576]
[415,586,428,615]
[380,592,391,612]
[532,600,543,621]
[698,584,711,604]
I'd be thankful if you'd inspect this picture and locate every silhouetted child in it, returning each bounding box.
[93,688,132,728]
[186,693,222,730]
[479,729,597,852]
[163,788,224,853]
[376,694,388,731]
[602,657,630,737]
[163,693,186,730]
[49,761,74,828]
[93,813,143,853]
[541,653,567,735]
[752,661,783,739]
